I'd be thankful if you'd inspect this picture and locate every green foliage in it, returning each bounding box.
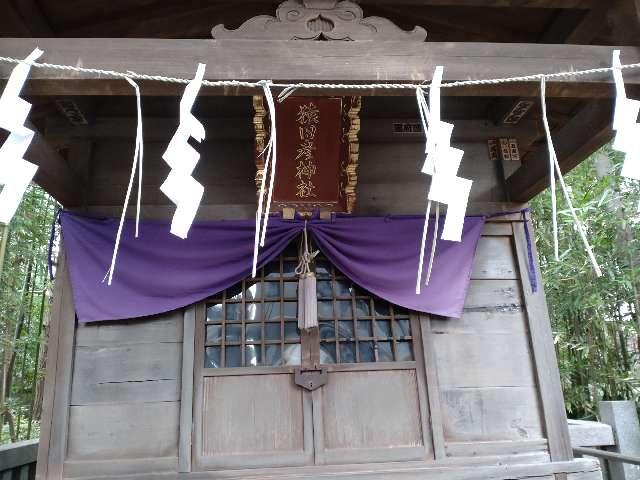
[531,145,640,419]
[0,185,57,444]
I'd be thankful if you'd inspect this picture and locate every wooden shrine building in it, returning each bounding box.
[1,1,639,479]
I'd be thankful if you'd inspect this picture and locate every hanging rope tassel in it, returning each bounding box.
[252,80,277,278]
[104,76,144,285]
[540,77,602,277]
[295,222,319,331]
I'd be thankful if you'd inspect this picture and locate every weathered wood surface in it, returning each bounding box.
[70,343,181,404]
[26,121,82,207]
[178,307,196,473]
[45,252,76,480]
[567,420,615,448]
[199,374,309,468]
[0,439,38,473]
[319,370,426,455]
[35,250,67,480]
[1,38,638,97]
[513,220,573,461]
[59,458,601,480]
[66,402,180,460]
[430,228,547,445]
[65,312,183,475]
[506,100,612,202]
[83,137,508,216]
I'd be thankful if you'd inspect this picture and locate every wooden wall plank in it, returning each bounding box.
[75,312,183,347]
[470,236,518,280]
[178,307,196,473]
[66,402,180,460]
[433,332,536,388]
[445,439,549,458]
[35,249,67,480]
[321,370,424,450]
[430,310,528,336]
[440,386,545,442]
[420,316,447,460]
[46,252,76,480]
[63,457,177,479]
[463,279,523,311]
[70,342,182,405]
[72,343,181,385]
[512,220,573,461]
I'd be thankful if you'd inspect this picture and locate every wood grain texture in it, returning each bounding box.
[75,312,182,347]
[470,236,518,280]
[512,220,573,461]
[441,386,545,442]
[201,374,307,467]
[463,279,523,311]
[420,316,446,460]
[178,307,196,473]
[321,370,424,450]
[433,332,536,388]
[47,253,76,480]
[66,402,180,460]
[1,39,637,98]
[35,250,67,480]
[507,100,612,202]
[430,310,528,335]
[74,458,600,480]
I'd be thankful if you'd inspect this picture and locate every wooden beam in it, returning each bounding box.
[26,121,82,206]
[505,100,612,202]
[348,0,593,6]
[10,0,54,36]
[0,38,637,98]
[44,116,541,144]
[539,2,610,44]
[186,0,594,7]
[45,116,253,140]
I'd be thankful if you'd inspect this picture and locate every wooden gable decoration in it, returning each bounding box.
[253,95,361,214]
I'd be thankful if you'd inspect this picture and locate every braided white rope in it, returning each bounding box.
[1,55,640,91]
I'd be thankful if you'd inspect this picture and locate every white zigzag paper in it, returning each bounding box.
[160,63,206,238]
[0,48,43,224]
[612,49,640,180]
[422,66,473,242]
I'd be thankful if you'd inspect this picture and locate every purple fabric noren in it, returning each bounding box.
[60,211,485,323]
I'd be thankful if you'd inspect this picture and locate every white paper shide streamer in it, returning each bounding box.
[540,77,602,277]
[611,49,640,181]
[252,81,277,278]
[415,66,473,295]
[161,63,206,239]
[104,77,144,285]
[0,48,43,224]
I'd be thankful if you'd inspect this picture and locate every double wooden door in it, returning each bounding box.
[192,312,434,471]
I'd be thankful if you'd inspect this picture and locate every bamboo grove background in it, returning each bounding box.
[0,145,639,443]
[0,187,57,444]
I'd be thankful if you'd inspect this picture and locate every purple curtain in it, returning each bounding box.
[60,211,484,323]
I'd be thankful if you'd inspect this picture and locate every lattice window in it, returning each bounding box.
[315,252,413,364]
[203,241,413,368]
[204,242,301,368]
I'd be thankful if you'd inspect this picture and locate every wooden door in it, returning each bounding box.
[192,246,433,471]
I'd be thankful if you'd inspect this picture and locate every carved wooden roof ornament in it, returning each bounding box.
[211,0,427,42]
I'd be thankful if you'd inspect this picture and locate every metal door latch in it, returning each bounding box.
[294,366,328,391]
